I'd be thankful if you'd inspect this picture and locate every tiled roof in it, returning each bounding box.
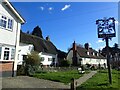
[20,32,58,55]
[76,46,106,59]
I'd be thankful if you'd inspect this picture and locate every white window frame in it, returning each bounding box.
[3,47,10,60]
[87,52,89,55]
[11,48,15,60]
[0,14,13,31]
[0,47,15,61]
[0,47,2,59]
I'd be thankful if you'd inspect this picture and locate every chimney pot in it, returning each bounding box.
[46,36,50,41]
[84,43,89,50]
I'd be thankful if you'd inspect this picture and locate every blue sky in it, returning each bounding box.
[12,2,118,52]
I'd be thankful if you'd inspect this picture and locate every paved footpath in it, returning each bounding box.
[74,71,97,87]
[1,71,97,89]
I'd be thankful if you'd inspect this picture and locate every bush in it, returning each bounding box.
[59,59,70,67]
[17,65,25,76]
[25,51,40,66]
[24,51,41,75]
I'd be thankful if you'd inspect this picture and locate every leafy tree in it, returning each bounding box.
[32,26,43,38]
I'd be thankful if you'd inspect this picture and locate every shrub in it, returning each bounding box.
[24,51,41,75]
[25,51,40,66]
[59,59,70,67]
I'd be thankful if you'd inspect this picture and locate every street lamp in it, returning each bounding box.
[96,17,116,84]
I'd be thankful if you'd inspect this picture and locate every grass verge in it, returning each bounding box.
[32,70,85,84]
[77,69,120,90]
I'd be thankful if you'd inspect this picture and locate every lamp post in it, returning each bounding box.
[96,17,116,84]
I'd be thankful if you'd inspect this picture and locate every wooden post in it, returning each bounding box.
[105,37,112,84]
[71,78,74,90]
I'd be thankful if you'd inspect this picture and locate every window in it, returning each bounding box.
[41,57,45,61]
[4,48,10,60]
[0,16,7,28]
[97,53,99,56]
[23,55,27,60]
[91,52,95,56]
[11,49,15,60]
[0,15,13,30]
[0,47,2,59]
[48,58,52,61]
[86,51,89,55]
[8,19,13,29]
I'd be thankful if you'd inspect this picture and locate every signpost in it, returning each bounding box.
[96,17,116,84]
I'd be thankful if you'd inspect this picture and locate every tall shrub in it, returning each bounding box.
[25,51,41,75]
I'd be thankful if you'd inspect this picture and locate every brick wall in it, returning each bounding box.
[0,62,13,77]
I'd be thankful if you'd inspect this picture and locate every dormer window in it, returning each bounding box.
[92,52,95,56]
[86,51,89,55]
[97,53,99,56]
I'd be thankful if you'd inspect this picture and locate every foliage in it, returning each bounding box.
[59,59,71,67]
[31,26,43,38]
[32,70,82,84]
[77,69,120,89]
[17,52,41,76]
[17,65,26,76]
[25,51,40,66]
[24,51,41,75]
[57,49,67,59]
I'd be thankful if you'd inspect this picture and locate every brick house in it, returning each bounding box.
[0,0,25,77]
[67,41,107,68]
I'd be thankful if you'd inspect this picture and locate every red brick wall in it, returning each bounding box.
[0,62,13,72]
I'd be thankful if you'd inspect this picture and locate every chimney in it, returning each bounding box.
[73,41,77,51]
[84,43,89,50]
[72,41,78,66]
[46,36,50,41]
[98,49,101,54]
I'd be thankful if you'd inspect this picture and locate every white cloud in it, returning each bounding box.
[96,40,104,43]
[48,7,53,11]
[39,6,44,11]
[61,4,71,11]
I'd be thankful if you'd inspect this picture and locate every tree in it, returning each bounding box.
[114,43,118,49]
[32,26,43,38]
[59,59,70,67]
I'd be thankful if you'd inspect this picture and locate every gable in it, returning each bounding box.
[1,0,25,24]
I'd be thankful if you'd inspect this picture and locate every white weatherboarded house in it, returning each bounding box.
[0,0,25,77]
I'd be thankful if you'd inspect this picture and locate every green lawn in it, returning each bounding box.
[77,69,120,90]
[32,70,84,84]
